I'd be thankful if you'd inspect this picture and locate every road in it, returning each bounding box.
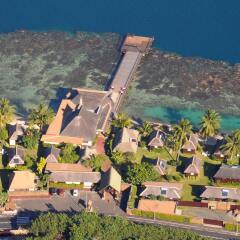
[126,215,240,240]
[0,190,239,240]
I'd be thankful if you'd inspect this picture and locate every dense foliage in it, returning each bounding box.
[22,128,41,149]
[126,162,159,185]
[59,144,79,163]
[83,154,108,171]
[200,109,220,137]
[0,98,15,129]
[29,103,54,130]
[27,212,208,240]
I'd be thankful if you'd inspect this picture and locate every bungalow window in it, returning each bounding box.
[222,189,229,197]
[160,188,167,196]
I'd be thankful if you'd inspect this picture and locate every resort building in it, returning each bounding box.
[8,171,37,192]
[148,130,165,149]
[140,182,183,200]
[99,167,122,201]
[41,88,113,147]
[8,122,26,146]
[113,127,139,153]
[8,146,25,168]
[152,157,167,176]
[42,35,153,149]
[214,139,227,160]
[200,186,240,202]
[45,162,101,189]
[184,156,201,177]
[45,146,61,163]
[214,164,240,183]
[182,133,199,154]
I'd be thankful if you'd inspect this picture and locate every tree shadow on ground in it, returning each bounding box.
[190,185,205,201]
[177,155,190,173]
[203,161,221,179]
[0,169,11,191]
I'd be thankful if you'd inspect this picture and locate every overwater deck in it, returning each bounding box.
[108,35,153,113]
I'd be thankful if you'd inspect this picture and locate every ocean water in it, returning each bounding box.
[0,0,239,131]
[1,0,240,63]
[144,107,240,132]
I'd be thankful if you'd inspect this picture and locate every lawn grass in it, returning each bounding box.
[135,147,173,164]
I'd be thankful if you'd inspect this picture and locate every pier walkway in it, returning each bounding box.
[108,35,153,113]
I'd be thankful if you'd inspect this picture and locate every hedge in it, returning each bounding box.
[131,209,190,223]
[49,182,84,189]
[224,223,237,232]
[128,185,137,209]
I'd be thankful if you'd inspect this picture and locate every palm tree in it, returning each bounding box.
[172,119,192,162]
[111,113,132,129]
[137,121,153,138]
[0,98,15,128]
[221,130,240,164]
[200,109,220,138]
[29,103,54,130]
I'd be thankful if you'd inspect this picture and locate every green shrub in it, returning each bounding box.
[131,209,190,223]
[169,160,177,166]
[173,175,181,181]
[49,182,84,189]
[165,174,173,181]
[127,185,137,209]
[224,223,237,232]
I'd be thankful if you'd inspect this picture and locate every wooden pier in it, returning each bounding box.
[107,35,154,114]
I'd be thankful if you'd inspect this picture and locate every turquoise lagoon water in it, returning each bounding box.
[144,107,240,132]
[0,0,239,130]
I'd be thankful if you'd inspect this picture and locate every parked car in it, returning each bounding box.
[49,187,57,195]
[57,189,65,196]
[72,189,79,197]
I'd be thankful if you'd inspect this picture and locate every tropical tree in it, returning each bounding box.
[0,191,8,208]
[221,130,240,164]
[38,173,50,190]
[22,128,41,149]
[29,103,54,130]
[0,128,8,147]
[0,98,15,128]
[111,113,132,129]
[137,121,153,138]
[37,157,46,174]
[126,162,158,185]
[83,154,108,171]
[59,144,79,163]
[111,151,125,165]
[200,109,220,137]
[172,119,192,162]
